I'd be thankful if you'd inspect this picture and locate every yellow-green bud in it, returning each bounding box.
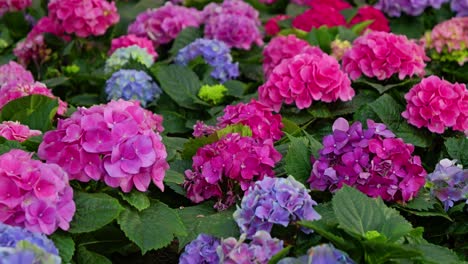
[198,84,228,105]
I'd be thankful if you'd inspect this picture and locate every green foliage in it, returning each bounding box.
[50,232,75,263]
[119,191,151,212]
[445,137,468,167]
[284,136,312,184]
[76,246,112,264]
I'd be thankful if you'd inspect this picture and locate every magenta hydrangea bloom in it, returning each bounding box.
[259,49,354,112]
[0,149,75,235]
[342,31,429,81]
[402,76,468,134]
[109,34,158,60]
[202,0,263,50]
[128,2,201,47]
[48,0,119,38]
[0,0,31,16]
[184,133,282,210]
[0,121,41,142]
[38,100,169,193]
[0,61,34,87]
[308,118,427,202]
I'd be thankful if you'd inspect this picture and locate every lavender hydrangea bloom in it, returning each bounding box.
[452,0,468,17]
[233,176,321,238]
[375,0,450,17]
[105,69,162,107]
[278,244,356,264]
[175,38,239,83]
[0,223,58,255]
[427,159,468,210]
[179,234,220,264]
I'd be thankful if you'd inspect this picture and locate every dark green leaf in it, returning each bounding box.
[42,77,69,88]
[164,170,185,184]
[268,246,292,264]
[68,94,101,107]
[50,232,75,263]
[76,246,111,264]
[0,137,25,154]
[119,191,151,212]
[445,137,468,167]
[285,3,308,16]
[414,244,462,264]
[285,136,311,184]
[224,80,246,98]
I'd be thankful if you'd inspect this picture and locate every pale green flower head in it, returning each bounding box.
[105,46,154,74]
[198,84,228,105]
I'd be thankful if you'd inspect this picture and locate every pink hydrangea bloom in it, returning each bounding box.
[349,6,390,33]
[128,2,201,47]
[0,61,34,87]
[426,17,468,64]
[109,34,158,60]
[38,100,169,193]
[184,133,282,210]
[0,149,75,235]
[203,0,263,50]
[0,121,41,142]
[264,15,290,36]
[48,0,119,38]
[0,0,31,16]
[0,81,67,115]
[292,3,347,32]
[342,31,429,80]
[259,49,354,112]
[402,76,468,134]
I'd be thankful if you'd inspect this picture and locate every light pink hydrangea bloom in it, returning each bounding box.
[259,49,355,112]
[128,2,201,47]
[109,34,158,60]
[0,61,34,87]
[48,0,119,38]
[342,31,429,81]
[429,17,468,53]
[0,121,41,142]
[402,76,468,134]
[0,149,75,235]
[38,100,169,193]
[0,0,32,16]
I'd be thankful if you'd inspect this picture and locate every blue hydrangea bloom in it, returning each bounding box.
[233,176,321,238]
[105,69,162,107]
[104,46,154,74]
[451,0,468,17]
[375,0,450,17]
[175,38,239,83]
[278,244,356,264]
[179,234,220,264]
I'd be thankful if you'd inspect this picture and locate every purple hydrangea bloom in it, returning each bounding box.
[452,0,468,16]
[278,244,356,264]
[0,223,58,255]
[179,234,220,264]
[233,176,321,238]
[375,0,450,17]
[105,69,162,107]
[427,159,468,210]
[175,38,239,83]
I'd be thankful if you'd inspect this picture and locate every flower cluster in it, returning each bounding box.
[0,223,61,264]
[342,31,429,81]
[292,3,347,32]
[184,133,282,210]
[278,244,356,264]
[0,149,75,235]
[105,69,162,107]
[259,48,354,112]
[179,234,221,264]
[264,15,290,36]
[349,6,391,32]
[402,76,468,134]
[0,121,41,142]
[202,0,263,50]
[175,38,239,83]
[0,0,31,17]
[128,2,201,47]
[233,176,321,238]
[309,118,427,202]
[104,46,154,74]
[47,0,119,38]
[0,61,34,88]
[375,0,449,17]
[331,39,352,60]
[198,84,228,105]
[38,100,169,193]
[427,159,468,210]
[452,0,468,17]
[109,34,158,60]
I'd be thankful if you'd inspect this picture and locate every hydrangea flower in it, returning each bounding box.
[0,223,58,254]
[259,48,354,112]
[48,0,119,38]
[342,31,429,81]
[309,118,427,202]
[105,69,162,107]
[402,76,468,134]
[179,234,221,264]
[184,133,282,210]
[128,2,201,47]
[264,15,290,36]
[202,0,263,50]
[278,244,356,264]
[109,34,158,60]
[0,149,75,235]
[292,1,348,32]
[0,121,41,142]
[350,6,390,32]
[375,0,450,17]
[38,100,169,193]
[452,0,468,17]
[331,39,352,60]
[0,81,67,115]
[198,84,228,105]
[104,46,154,74]
[175,38,239,83]
[427,159,468,210]
[0,61,34,88]
[233,176,321,238]
[0,0,31,17]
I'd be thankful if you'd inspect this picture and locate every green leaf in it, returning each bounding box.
[69,192,124,233]
[306,26,334,53]
[298,220,350,250]
[41,77,69,88]
[361,240,422,263]
[169,27,203,56]
[268,246,292,264]
[303,132,323,159]
[163,136,188,161]
[117,200,187,254]
[181,135,217,160]
[350,20,373,35]
[164,169,185,184]
[119,191,151,212]
[68,94,100,107]
[307,103,332,118]
[0,95,58,132]
[445,137,468,167]
[282,118,301,135]
[332,186,413,242]
[414,244,462,264]
[354,78,419,94]
[1,12,29,39]
[50,232,75,263]
[340,8,358,22]
[285,3,308,16]
[224,80,246,98]
[285,136,311,184]
[160,110,190,134]
[0,137,25,155]
[403,190,436,211]
[154,65,202,110]
[76,246,112,264]
[369,94,432,147]
[215,124,252,138]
